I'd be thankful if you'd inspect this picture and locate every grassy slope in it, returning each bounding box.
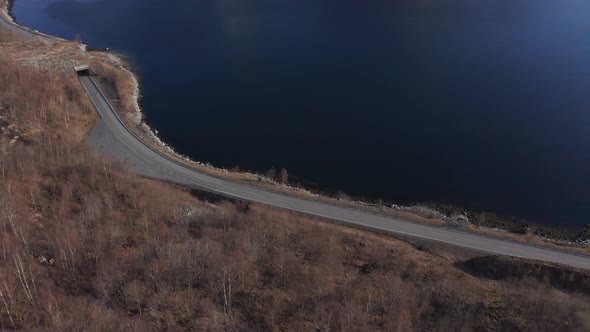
[0,20,589,331]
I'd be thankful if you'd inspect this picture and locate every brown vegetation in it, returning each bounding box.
[0,18,589,331]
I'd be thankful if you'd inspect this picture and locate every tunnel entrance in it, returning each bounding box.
[73,64,92,76]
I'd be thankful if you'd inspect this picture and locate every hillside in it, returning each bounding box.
[0,20,589,332]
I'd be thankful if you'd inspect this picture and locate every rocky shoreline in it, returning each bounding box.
[421,202,590,245]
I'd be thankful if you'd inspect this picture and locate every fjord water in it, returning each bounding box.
[13,0,590,227]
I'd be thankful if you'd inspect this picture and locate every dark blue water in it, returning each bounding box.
[12,0,590,227]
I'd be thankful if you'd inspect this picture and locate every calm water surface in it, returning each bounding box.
[12,0,590,227]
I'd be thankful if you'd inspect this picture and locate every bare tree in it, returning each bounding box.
[477,212,487,227]
[265,166,276,181]
[279,168,288,185]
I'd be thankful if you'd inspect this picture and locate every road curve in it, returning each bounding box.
[3,10,590,270]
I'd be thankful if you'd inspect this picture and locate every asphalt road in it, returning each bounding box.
[0,10,53,43]
[3,10,590,270]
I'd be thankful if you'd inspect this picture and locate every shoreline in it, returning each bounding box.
[103,52,194,161]
[3,0,590,249]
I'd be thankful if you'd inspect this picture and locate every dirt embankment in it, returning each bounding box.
[460,255,590,295]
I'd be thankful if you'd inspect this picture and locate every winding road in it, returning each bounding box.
[3,10,590,270]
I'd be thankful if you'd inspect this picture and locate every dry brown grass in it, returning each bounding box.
[1,36,589,330]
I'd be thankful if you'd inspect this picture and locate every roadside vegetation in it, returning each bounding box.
[1,25,590,331]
